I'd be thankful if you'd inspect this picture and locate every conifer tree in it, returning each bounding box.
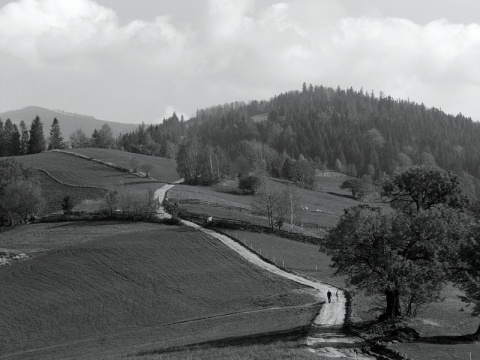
[10,124,21,156]
[49,118,64,150]
[0,119,5,157]
[3,119,14,156]
[28,116,46,154]
[19,121,29,155]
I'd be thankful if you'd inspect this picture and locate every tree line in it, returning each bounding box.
[0,116,119,157]
[112,84,480,195]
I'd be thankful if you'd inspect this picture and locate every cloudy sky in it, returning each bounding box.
[1,0,480,124]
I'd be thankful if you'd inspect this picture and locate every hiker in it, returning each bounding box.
[327,290,332,303]
[336,290,339,299]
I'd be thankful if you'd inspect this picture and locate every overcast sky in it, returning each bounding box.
[1,0,480,124]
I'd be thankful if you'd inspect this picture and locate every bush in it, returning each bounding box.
[238,175,262,195]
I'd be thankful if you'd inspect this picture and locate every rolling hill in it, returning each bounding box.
[0,106,139,137]
[0,222,316,359]
[5,149,179,215]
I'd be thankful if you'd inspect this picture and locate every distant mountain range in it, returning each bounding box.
[0,106,139,137]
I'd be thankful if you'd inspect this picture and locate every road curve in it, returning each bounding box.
[154,184,375,359]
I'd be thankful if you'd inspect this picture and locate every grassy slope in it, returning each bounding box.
[0,223,316,360]
[65,148,179,183]
[222,231,480,359]
[7,151,171,214]
[169,174,363,232]
[139,341,324,360]
[12,152,152,188]
[35,170,106,215]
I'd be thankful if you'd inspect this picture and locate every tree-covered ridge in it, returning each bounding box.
[191,85,480,179]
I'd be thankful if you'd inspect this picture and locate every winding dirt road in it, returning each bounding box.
[155,184,375,359]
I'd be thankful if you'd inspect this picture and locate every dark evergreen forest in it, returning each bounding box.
[117,84,480,194]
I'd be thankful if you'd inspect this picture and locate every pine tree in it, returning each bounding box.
[28,116,46,154]
[10,124,21,156]
[3,119,14,156]
[19,121,29,155]
[49,118,64,150]
[0,119,5,157]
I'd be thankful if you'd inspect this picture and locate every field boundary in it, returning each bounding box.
[136,310,319,357]
[163,199,327,245]
[35,168,105,190]
[51,149,157,181]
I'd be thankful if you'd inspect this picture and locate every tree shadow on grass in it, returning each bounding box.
[326,191,355,200]
[46,221,128,229]
[417,333,479,345]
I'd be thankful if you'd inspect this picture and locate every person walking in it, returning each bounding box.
[327,290,332,303]
[336,290,339,300]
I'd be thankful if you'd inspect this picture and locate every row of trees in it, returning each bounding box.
[0,159,45,226]
[176,137,317,188]
[102,186,158,217]
[325,165,479,337]
[69,124,116,149]
[114,84,480,196]
[0,115,120,157]
[0,116,66,156]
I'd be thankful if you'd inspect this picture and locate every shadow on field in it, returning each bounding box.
[136,325,311,357]
[326,192,354,200]
[417,334,479,345]
[47,221,128,229]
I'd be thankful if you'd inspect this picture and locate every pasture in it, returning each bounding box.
[34,170,106,215]
[64,148,179,183]
[0,222,317,359]
[167,174,365,235]
[223,230,480,359]
[13,152,151,188]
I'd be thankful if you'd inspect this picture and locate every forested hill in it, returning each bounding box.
[119,84,480,191]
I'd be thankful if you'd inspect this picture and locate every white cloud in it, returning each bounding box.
[0,0,186,68]
[1,0,480,122]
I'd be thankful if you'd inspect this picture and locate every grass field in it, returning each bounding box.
[222,230,480,360]
[0,222,317,359]
[138,341,325,360]
[169,175,364,233]
[12,152,152,188]
[35,170,106,215]
[65,148,180,183]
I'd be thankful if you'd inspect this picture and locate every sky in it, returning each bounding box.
[1,0,480,124]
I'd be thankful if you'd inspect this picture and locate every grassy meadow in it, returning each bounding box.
[35,170,106,215]
[65,148,179,183]
[4,150,178,215]
[168,173,364,233]
[0,222,317,359]
[13,152,151,188]
[221,230,480,359]
[138,341,324,360]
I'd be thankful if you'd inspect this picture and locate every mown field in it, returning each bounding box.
[13,152,151,188]
[0,222,317,360]
[34,170,106,215]
[138,341,323,360]
[5,151,173,215]
[222,230,480,360]
[168,173,362,232]
[65,148,179,183]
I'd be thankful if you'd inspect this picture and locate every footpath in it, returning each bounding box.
[154,183,376,359]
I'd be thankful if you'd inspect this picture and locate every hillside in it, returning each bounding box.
[64,148,179,183]
[117,85,480,197]
[0,223,316,359]
[0,106,138,137]
[12,152,153,188]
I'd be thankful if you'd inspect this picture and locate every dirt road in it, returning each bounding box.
[154,184,375,359]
